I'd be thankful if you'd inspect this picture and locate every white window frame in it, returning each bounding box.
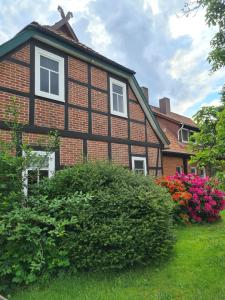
[22,151,55,196]
[110,77,127,118]
[181,128,189,143]
[35,47,65,102]
[176,166,182,174]
[199,167,206,178]
[190,167,197,175]
[132,156,147,176]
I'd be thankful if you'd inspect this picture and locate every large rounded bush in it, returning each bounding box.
[0,162,174,291]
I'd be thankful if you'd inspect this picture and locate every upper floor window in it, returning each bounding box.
[35,47,65,102]
[181,128,189,143]
[110,78,127,117]
[179,128,195,143]
[132,156,147,175]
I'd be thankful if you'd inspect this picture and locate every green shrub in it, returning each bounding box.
[0,162,174,292]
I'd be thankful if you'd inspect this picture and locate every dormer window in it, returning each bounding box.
[110,78,127,117]
[35,47,65,102]
[181,128,189,143]
[179,128,195,143]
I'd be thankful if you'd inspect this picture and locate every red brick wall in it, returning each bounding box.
[68,81,88,107]
[146,121,160,143]
[87,140,108,161]
[0,41,163,172]
[0,60,30,93]
[11,45,30,64]
[60,137,83,165]
[91,89,108,112]
[148,148,158,167]
[163,156,183,176]
[92,113,108,136]
[111,116,128,139]
[68,57,88,83]
[0,129,12,143]
[0,92,29,124]
[129,102,145,121]
[68,107,88,132]
[22,133,50,146]
[131,145,146,155]
[91,66,107,90]
[130,122,145,142]
[111,143,129,166]
[35,100,64,129]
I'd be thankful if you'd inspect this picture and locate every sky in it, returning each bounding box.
[0,0,224,117]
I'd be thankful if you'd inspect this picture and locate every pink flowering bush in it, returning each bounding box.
[157,173,225,224]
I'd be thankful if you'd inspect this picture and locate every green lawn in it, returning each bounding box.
[12,213,225,300]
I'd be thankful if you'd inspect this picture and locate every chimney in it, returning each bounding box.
[141,86,149,102]
[159,97,171,114]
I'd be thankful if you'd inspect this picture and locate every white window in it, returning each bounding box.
[200,167,206,178]
[110,78,127,117]
[132,156,147,175]
[22,151,55,196]
[176,166,182,174]
[35,47,65,102]
[190,167,197,175]
[181,128,189,143]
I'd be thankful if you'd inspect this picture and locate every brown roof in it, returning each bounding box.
[150,105,198,128]
[19,22,135,75]
[162,127,192,155]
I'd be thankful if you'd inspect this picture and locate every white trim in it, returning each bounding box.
[132,156,147,175]
[176,166,182,174]
[190,167,197,175]
[34,35,169,146]
[181,128,189,143]
[35,47,65,102]
[110,77,127,118]
[200,167,206,178]
[22,151,55,196]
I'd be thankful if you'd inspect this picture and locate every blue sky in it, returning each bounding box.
[0,0,224,117]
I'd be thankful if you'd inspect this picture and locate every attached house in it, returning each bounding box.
[0,9,169,192]
[150,97,205,177]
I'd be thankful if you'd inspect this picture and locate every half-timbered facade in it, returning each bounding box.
[0,12,169,187]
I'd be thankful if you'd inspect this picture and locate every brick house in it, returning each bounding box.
[0,12,169,192]
[150,97,205,177]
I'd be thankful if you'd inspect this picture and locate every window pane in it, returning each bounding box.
[40,55,59,72]
[112,83,123,95]
[176,167,181,174]
[40,68,49,93]
[50,72,59,95]
[191,168,196,174]
[182,129,189,141]
[113,93,118,111]
[118,95,124,113]
[134,160,144,170]
[27,170,38,195]
[39,170,49,181]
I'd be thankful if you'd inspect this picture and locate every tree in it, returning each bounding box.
[190,100,225,176]
[183,1,225,184]
[183,0,225,72]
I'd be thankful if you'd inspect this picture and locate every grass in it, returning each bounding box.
[12,213,225,300]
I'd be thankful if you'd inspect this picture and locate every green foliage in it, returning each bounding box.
[0,162,175,292]
[190,96,225,175]
[183,0,225,72]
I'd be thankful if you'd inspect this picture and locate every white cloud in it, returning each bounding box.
[143,0,160,15]
[201,98,222,108]
[167,9,222,114]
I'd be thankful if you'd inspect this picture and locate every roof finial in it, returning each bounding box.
[57,5,73,22]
